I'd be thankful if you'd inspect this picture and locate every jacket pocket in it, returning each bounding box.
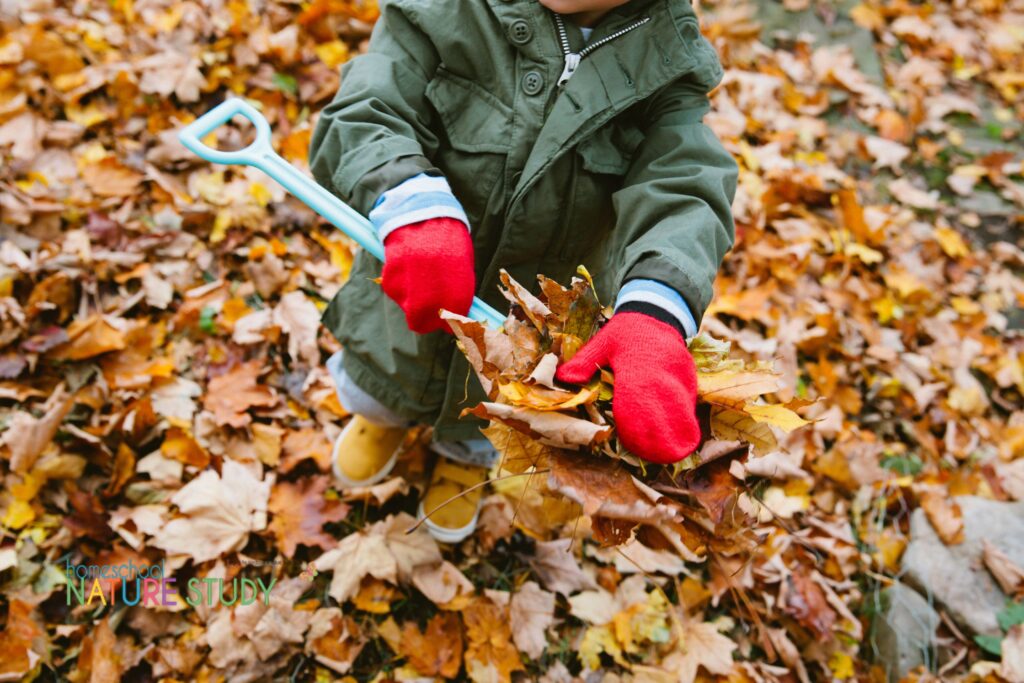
[425,66,513,154]
[424,65,512,233]
[555,122,644,260]
[576,122,645,175]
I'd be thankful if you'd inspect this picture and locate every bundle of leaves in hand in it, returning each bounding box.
[441,269,811,558]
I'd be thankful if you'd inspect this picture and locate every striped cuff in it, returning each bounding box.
[369,173,470,241]
[614,279,698,339]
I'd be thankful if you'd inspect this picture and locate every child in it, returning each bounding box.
[309,0,738,542]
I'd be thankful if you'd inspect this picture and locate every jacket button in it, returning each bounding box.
[521,71,543,95]
[509,20,532,44]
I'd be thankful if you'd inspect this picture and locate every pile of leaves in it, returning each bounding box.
[442,269,809,557]
[0,0,1023,681]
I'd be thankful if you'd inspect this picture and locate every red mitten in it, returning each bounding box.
[381,217,475,334]
[555,312,700,464]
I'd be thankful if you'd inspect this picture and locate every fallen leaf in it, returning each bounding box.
[660,619,736,683]
[919,489,964,545]
[268,476,349,558]
[983,539,1024,596]
[462,595,524,683]
[203,361,278,428]
[151,459,273,563]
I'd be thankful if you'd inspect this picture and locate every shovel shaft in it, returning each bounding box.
[178,98,505,329]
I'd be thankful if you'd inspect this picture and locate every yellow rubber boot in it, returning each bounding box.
[418,459,489,543]
[332,416,407,488]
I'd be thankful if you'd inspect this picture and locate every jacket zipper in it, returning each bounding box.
[554,13,651,87]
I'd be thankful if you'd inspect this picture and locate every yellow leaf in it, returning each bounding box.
[579,624,624,670]
[315,40,350,68]
[698,370,781,409]
[211,210,231,243]
[951,296,981,316]
[2,500,35,530]
[710,407,777,454]
[249,182,272,206]
[829,651,855,680]
[65,101,110,127]
[743,404,809,432]
[844,242,884,265]
[312,233,353,280]
[934,226,969,258]
[496,381,598,411]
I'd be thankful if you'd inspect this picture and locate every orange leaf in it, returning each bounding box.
[160,426,210,468]
[202,361,277,428]
[399,612,464,678]
[268,475,348,558]
[462,596,523,682]
[81,157,143,197]
[49,316,126,361]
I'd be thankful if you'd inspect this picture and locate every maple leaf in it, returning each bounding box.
[486,581,556,659]
[306,609,365,675]
[398,612,463,678]
[280,427,333,473]
[202,360,278,428]
[660,619,737,683]
[151,460,273,563]
[462,595,525,683]
[268,475,349,558]
[314,512,441,603]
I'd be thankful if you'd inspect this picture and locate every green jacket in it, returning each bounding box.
[308,0,738,442]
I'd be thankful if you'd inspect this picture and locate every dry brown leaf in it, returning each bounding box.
[919,489,964,545]
[314,512,441,603]
[151,459,272,563]
[547,450,679,524]
[0,600,43,681]
[81,157,143,197]
[982,539,1024,596]
[1002,624,1024,683]
[399,612,463,678]
[268,476,349,558]
[203,361,278,428]
[2,383,73,474]
[783,570,837,640]
[529,538,598,596]
[467,402,611,449]
[49,315,126,361]
[660,619,737,683]
[462,595,525,683]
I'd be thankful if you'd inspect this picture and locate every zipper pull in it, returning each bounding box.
[557,52,581,87]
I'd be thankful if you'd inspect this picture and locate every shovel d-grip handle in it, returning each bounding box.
[178,97,506,329]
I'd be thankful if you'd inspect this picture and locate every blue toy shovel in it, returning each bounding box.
[177,97,506,329]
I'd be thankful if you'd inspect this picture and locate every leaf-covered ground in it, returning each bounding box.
[0,0,1023,681]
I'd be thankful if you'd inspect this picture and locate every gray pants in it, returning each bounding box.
[327,351,498,468]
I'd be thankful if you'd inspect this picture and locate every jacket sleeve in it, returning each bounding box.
[308,0,442,217]
[609,73,739,325]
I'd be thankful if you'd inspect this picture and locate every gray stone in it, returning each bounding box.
[901,496,1024,636]
[869,583,942,681]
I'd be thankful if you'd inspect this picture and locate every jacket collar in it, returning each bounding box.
[499,0,720,207]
